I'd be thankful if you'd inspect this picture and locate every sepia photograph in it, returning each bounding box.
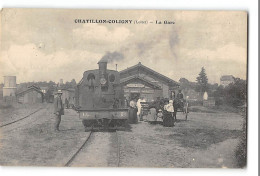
[0,9,248,168]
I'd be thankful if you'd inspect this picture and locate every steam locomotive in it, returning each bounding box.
[75,60,128,131]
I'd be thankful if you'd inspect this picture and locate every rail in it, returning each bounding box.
[0,108,43,128]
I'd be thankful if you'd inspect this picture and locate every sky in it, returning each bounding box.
[0,9,247,84]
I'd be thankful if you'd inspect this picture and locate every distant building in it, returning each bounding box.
[220,75,235,87]
[119,62,179,101]
[0,83,3,99]
[16,85,43,104]
[45,86,56,103]
[3,76,17,97]
[40,87,48,94]
[60,88,75,106]
[59,79,64,85]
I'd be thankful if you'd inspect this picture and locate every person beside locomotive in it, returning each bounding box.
[137,97,146,121]
[65,98,69,109]
[53,90,64,131]
[128,97,138,124]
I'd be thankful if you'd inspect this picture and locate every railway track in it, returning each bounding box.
[65,130,121,167]
[115,130,121,167]
[65,131,93,167]
[0,108,43,128]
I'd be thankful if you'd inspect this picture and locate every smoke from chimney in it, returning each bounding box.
[99,51,124,63]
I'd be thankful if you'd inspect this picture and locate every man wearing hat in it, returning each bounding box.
[176,90,184,100]
[53,90,64,131]
[176,89,184,111]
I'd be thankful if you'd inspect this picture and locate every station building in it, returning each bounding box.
[16,85,44,104]
[119,62,179,101]
[220,75,235,87]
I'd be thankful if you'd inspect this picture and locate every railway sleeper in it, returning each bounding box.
[82,119,127,131]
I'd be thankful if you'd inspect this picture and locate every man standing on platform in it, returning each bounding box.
[53,90,64,131]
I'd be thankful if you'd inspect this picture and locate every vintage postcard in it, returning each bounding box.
[0,9,247,168]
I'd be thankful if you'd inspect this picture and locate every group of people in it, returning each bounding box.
[127,90,185,127]
[53,89,186,131]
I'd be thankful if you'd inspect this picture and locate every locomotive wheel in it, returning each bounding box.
[82,120,95,132]
[102,118,110,130]
[108,119,128,130]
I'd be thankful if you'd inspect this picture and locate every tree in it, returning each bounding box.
[70,79,77,87]
[179,78,189,84]
[196,67,208,93]
[225,78,246,106]
[212,78,246,106]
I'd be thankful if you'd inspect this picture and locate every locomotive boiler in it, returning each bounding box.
[75,60,128,131]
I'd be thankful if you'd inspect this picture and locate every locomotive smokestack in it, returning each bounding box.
[98,60,107,74]
[98,60,108,88]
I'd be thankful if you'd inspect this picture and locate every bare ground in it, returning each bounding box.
[0,105,87,166]
[118,112,243,168]
[0,104,244,168]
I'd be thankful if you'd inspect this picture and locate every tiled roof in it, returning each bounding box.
[120,62,179,87]
[220,75,235,81]
[17,85,43,96]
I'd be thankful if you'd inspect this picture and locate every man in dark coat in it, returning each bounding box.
[54,90,64,131]
[176,90,184,111]
[176,90,184,99]
[65,98,69,109]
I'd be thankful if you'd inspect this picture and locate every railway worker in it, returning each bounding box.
[53,90,64,131]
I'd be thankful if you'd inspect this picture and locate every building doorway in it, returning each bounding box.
[130,93,140,100]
